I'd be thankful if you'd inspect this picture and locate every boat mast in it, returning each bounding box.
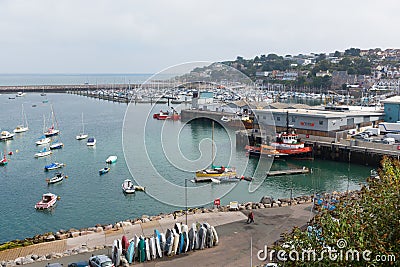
[212,120,214,168]
[81,113,85,134]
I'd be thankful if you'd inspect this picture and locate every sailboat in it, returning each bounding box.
[14,104,29,133]
[195,121,237,182]
[36,115,51,145]
[76,113,88,140]
[49,139,64,150]
[41,86,46,96]
[44,105,60,137]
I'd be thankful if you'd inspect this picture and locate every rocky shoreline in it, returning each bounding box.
[0,191,360,267]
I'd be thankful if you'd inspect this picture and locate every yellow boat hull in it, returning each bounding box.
[195,171,237,177]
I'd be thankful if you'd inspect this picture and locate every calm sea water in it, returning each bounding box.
[0,74,153,86]
[0,93,371,244]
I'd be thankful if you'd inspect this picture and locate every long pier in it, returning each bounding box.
[267,168,310,177]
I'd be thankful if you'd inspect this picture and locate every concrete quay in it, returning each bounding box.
[1,203,314,267]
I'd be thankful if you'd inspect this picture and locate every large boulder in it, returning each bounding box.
[260,196,273,204]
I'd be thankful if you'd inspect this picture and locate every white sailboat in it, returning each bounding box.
[76,113,88,140]
[36,115,51,145]
[14,104,29,133]
[44,105,60,137]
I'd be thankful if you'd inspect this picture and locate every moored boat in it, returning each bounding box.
[13,104,29,133]
[99,167,110,175]
[44,162,65,171]
[34,147,52,158]
[50,140,64,150]
[46,172,65,184]
[76,113,88,140]
[153,110,180,120]
[271,131,313,156]
[87,137,96,146]
[133,185,146,191]
[44,105,60,137]
[35,193,58,209]
[36,136,51,145]
[0,131,15,141]
[0,154,8,166]
[245,144,288,158]
[106,155,117,164]
[195,120,237,182]
[122,179,135,194]
[153,110,170,120]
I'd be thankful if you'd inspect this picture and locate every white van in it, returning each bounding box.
[382,137,395,145]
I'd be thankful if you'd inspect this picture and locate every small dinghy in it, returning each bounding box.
[46,172,65,184]
[99,167,110,175]
[106,155,117,164]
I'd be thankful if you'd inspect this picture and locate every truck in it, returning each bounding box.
[384,133,400,142]
[363,127,380,136]
[378,122,400,133]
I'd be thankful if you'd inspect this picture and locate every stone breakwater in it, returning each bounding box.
[0,192,345,266]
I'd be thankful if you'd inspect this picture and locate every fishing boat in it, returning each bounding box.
[122,179,135,194]
[35,193,58,210]
[0,131,15,141]
[50,140,64,150]
[0,154,8,166]
[106,155,117,164]
[13,104,29,133]
[44,162,65,171]
[34,147,52,158]
[44,105,60,137]
[99,167,110,175]
[76,113,88,140]
[87,137,96,146]
[46,172,65,184]
[195,121,237,182]
[270,131,313,156]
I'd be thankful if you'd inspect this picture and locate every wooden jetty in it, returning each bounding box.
[267,168,310,177]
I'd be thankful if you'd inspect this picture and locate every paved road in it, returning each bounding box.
[21,203,313,267]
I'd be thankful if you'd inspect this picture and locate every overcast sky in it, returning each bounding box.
[1,0,399,73]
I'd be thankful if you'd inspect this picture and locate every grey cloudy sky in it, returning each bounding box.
[0,0,398,73]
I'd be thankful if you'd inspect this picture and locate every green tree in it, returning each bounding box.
[274,156,400,266]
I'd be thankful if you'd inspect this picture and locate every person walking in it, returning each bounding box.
[247,211,254,224]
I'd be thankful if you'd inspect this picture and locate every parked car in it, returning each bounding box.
[89,255,113,267]
[68,261,88,267]
[46,264,63,267]
[382,137,396,145]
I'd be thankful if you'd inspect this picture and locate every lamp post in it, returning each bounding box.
[185,178,188,225]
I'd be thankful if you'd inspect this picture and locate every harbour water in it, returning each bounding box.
[0,92,372,244]
[0,74,152,86]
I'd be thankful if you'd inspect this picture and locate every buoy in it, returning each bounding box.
[65,176,69,179]
[8,151,13,155]
[57,196,61,200]
[16,149,19,153]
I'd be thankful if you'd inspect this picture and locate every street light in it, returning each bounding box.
[185,178,188,225]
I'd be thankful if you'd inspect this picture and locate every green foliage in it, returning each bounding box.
[273,156,400,266]
[345,48,361,56]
